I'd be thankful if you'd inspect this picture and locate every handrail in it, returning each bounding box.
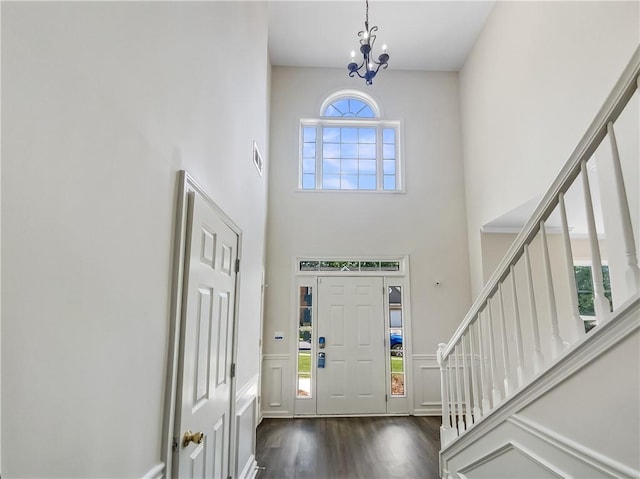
[441,46,640,359]
[438,45,640,450]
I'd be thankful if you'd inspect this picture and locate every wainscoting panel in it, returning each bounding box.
[235,375,259,479]
[261,355,293,417]
[411,354,442,415]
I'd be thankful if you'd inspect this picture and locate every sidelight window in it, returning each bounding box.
[388,285,405,396]
[297,286,313,397]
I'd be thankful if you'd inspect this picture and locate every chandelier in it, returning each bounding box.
[347,0,390,86]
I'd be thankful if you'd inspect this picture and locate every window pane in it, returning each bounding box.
[382,261,400,271]
[359,160,376,174]
[332,99,349,115]
[303,157,315,173]
[341,144,358,159]
[323,174,340,189]
[303,127,316,142]
[302,174,315,189]
[303,143,315,158]
[341,160,358,174]
[323,127,340,142]
[359,128,376,143]
[324,105,342,117]
[323,158,340,175]
[359,175,376,190]
[383,128,395,143]
[384,175,396,190]
[359,143,376,159]
[342,128,358,143]
[323,143,340,158]
[342,175,358,189]
[383,144,395,159]
[360,261,380,271]
[358,105,375,118]
[383,159,395,174]
[391,373,405,395]
[299,261,319,271]
[298,286,313,398]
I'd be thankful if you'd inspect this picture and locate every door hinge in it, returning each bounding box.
[385,395,388,403]
[230,363,236,378]
[172,438,179,453]
[235,259,240,273]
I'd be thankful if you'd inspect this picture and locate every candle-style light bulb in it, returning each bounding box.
[351,51,356,58]
[382,44,387,53]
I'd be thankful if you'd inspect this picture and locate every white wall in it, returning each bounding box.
[264,66,471,415]
[1,2,269,477]
[460,1,640,296]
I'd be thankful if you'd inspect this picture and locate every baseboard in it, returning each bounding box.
[141,463,165,479]
[239,456,258,479]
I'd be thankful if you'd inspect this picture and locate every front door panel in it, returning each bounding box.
[317,276,386,414]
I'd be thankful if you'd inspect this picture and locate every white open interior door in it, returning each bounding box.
[316,276,386,414]
[173,191,238,478]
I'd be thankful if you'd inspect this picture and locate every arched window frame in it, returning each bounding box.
[299,90,402,192]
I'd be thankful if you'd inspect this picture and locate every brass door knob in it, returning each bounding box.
[183,430,204,447]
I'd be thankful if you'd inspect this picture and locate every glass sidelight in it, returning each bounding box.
[388,286,405,396]
[297,286,313,397]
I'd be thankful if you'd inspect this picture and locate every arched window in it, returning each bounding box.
[300,91,400,191]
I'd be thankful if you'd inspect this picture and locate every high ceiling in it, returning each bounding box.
[267,1,496,71]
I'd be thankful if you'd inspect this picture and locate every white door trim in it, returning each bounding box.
[162,170,244,477]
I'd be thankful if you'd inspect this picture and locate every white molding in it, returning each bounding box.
[239,458,258,479]
[458,442,564,478]
[262,353,290,360]
[237,374,259,402]
[412,354,437,361]
[441,296,639,457]
[261,411,294,418]
[141,463,165,479]
[509,415,640,479]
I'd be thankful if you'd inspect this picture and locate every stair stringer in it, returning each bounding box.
[440,295,640,479]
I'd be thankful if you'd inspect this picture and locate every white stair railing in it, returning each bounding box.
[438,46,640,448]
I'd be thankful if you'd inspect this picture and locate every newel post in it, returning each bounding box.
[437,343,457,446]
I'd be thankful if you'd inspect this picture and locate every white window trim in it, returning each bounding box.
[298,118,404,193]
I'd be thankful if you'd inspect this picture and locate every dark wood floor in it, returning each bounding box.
[255,416,441,479]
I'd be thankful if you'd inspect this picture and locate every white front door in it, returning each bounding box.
[174,192,238,478]
[316,276,387,414]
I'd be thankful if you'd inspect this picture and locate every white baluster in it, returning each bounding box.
[581,160,612,320]
[476,310,491,414]
[468,321,482,419]
[509,265,526,387]
[559,192,586,342]
[437,343,457,446]
[454,343,465,433]
[524,244,544,373]
[540,219,566,358]
[485,301,502,406]
[607,121,640,295]
[461,334,473,427]
[447,358,458,438]
[497,283,513,396]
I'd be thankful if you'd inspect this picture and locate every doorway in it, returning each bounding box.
[163,172,241,478]
[293,260,411,416]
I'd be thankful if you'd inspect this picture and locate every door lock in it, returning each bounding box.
[183,430,204,447]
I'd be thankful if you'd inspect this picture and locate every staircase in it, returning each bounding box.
[438,47,640,479]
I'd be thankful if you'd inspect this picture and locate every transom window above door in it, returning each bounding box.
[300,91,401,191]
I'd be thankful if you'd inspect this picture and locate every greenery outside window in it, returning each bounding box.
[574,264,612,332]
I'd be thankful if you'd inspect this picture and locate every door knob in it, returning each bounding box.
[183,430,204,447]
